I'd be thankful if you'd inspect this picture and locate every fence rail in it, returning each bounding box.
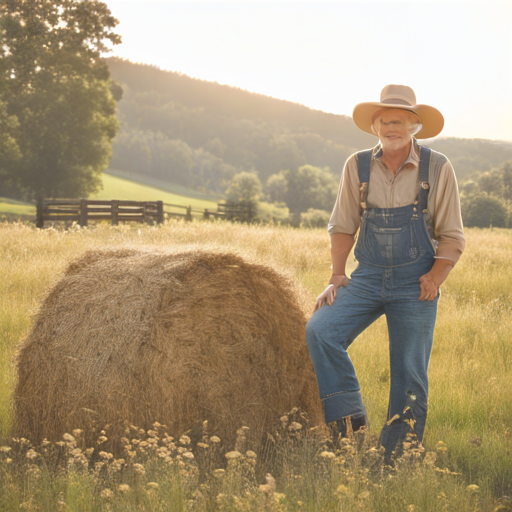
[36,199,163,228]
[36,199,253,228]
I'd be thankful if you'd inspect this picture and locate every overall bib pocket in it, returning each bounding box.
[356,218,421,268]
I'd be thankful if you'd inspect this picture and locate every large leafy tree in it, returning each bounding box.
[0,99,21,190]
[0,0,121,199]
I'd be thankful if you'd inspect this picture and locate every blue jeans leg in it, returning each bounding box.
[306,285,384,423]
[379,297,438,451]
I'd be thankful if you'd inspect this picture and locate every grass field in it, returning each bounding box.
[97,172,220,210]
[0,171,221,220]
[0,197,36,218]
[0,222,510,511]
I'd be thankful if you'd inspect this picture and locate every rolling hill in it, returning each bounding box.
[108,58,512,188]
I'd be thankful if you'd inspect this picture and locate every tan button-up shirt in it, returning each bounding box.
[328,138,465,264]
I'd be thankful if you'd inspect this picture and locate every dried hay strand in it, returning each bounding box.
[13,247,322,448]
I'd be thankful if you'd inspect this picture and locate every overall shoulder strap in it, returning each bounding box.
[417,145,431,212]
[356,149,373,212]
[356,149,373,183]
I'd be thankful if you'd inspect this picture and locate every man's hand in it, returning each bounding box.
[419,274,438,301]
[314,274,350,312]
[419,259,455,301]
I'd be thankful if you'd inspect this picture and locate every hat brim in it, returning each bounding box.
[352,102,444,139]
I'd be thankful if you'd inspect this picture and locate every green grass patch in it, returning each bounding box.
[0,197,36,218]
[96,172,220,211]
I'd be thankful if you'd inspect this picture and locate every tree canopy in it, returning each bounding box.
[461,192,509,228]
[0,0,121,200]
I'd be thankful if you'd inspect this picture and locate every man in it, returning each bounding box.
[306,84,465,458]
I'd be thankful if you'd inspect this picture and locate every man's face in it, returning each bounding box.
[373,109,416,152]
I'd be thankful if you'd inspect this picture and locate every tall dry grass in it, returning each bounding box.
[0,220,510,511]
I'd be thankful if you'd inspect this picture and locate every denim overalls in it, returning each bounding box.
[306,145,439,453]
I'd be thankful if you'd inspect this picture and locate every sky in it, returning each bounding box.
[104,0,512,141]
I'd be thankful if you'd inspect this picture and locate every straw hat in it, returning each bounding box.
[352,85,444,139]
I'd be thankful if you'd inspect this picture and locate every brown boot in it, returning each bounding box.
[333,415,368,450]
[351,414,368,451]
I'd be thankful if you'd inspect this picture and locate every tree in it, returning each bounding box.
[225,170,262,221]
[0,0,121,200]
[477,171,501,197]
[501,161,512,201]
[461,192,508,228]
[225,171,262,204]
[265,172,288,203]
[283,165,338,214]
[0,99,21,192]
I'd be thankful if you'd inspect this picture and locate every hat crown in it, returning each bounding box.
[380,84,417,107]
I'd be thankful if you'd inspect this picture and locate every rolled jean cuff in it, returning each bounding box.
[323,389,367,423]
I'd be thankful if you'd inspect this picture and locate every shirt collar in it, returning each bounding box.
[372,137,420,169]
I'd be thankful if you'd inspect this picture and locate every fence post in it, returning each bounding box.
[203,208,210,220]
[79,199,88,227]
[156,201,164,224]
[185,205,192,222]
[112,200,119,226]
[36,199,44,229]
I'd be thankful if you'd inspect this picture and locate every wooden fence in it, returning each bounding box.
[36,199,253,228]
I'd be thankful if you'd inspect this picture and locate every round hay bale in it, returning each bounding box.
[13,248,321,447]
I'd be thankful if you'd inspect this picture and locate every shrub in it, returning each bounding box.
[256,202,290,224]
[300,208,331,229]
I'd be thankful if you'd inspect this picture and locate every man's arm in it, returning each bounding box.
[314,154,361,312]
[419,158,465,301]
[330,232,356,285]
[314,233,355,311]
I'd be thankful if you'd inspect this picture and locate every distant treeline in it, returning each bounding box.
[459,160,512,228]
[107,58,512,209]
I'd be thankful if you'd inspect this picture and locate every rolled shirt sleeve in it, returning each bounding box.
[429,158,466,264]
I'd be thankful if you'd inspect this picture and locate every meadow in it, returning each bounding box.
[0,220,510,511]
[0,171,221,221]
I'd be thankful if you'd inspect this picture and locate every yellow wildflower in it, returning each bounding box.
[26,449,38,460]
[133,463,146,476]
[336,485,351,497]
[100,489,114,500]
